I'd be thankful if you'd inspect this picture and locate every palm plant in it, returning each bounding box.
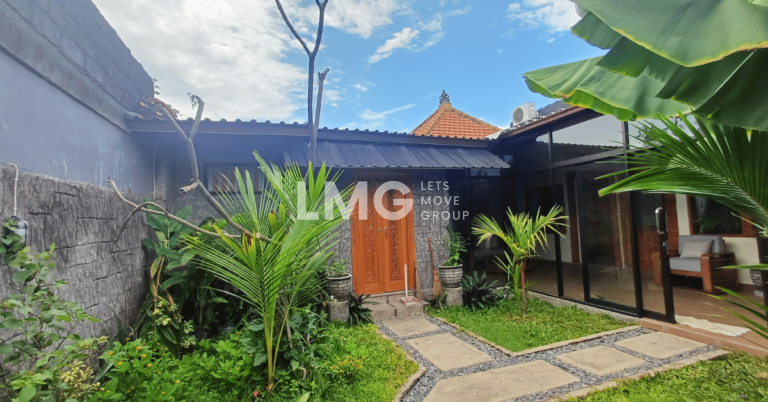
[472,206,566,312]
[185,152,351,390]
[600,114,768,240]
[599,114,768,342]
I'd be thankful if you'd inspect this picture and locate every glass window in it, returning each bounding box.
[510,133,550,174]
[689,197,744,235]
[552,115,624,162]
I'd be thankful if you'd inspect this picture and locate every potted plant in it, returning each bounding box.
[326,259,352,301]
[439,228,467,288]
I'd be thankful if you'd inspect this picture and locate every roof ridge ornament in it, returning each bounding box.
[439,90,450,105]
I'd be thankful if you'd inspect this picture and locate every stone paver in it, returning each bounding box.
[423,360,579,402]
[557,346,645,376]
[407,332,493,371]
[382,316,440,337]
[615,331,706,359]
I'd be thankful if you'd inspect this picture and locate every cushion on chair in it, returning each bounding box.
[680,240,713,259]
[669,257,702,272]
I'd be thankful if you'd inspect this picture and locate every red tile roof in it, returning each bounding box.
[412,91,500,139]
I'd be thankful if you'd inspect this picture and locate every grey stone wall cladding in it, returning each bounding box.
[0,166,149,339]
[412,171,451,296]
[0,0,153,130]
[164,165,453,299]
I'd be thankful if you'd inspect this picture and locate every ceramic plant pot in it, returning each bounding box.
[326,274,353,301]
[438,265,464,288]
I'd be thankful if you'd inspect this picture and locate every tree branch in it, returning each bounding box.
[274,0,311,56]
[314,68,330,133]
[310,0,329,58]
[108,179,249,241]
[148,99,256,239]
[188,94,205,142]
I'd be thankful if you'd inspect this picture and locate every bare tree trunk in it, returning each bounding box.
[274,0,329,167]
[314,68,331,134]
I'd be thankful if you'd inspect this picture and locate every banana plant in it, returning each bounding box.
[135,205,196,354]
[523,0,768,131]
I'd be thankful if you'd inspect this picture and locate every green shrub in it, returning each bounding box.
[461,271,502,311]
[0,217,108,402]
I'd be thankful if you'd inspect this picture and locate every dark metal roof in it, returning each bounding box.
[125,113,488,147]
[284,141,509,169]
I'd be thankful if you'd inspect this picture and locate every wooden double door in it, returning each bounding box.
[351,179,416,294]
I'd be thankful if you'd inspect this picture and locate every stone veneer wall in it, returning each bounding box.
[412,171,452,295]
[163,161,455,296]
[0,166,149,339]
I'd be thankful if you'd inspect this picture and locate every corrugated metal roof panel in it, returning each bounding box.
[285,141,509,169]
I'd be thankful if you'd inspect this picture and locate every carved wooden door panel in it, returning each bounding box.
[351,180,416,294]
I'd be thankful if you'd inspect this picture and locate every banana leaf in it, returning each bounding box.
[524,0,768,130]
[574,0,768,67]
[524,58,690,121]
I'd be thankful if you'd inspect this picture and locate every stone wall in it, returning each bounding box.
[412,171,452,295]
[0,166,149,339]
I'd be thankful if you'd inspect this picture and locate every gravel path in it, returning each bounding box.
[378,315,718,402]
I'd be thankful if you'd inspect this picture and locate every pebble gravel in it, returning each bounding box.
[379,315,718,402]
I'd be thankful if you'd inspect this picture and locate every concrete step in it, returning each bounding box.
[369,299,428,322]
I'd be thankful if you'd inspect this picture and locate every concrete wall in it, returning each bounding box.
[0,166,149,339]
[0,0,153,130]
[0,0,154,193]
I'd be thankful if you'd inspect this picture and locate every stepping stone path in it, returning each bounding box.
[378,315,723,402]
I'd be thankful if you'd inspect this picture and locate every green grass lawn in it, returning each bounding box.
[428,298,630,352]
[270,324,419,402]
[574,352,768,401]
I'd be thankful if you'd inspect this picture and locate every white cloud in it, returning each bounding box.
[368,27,420,64]
[359,104,415,126]
[506,0,580,33]
[92,0,400,121]
[323,0,402,39]
[414,6,470,52]
[351,84,369,92]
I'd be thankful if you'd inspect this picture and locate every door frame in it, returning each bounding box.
[350,170,417,295]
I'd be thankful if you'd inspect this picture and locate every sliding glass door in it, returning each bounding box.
[574,163,637,313]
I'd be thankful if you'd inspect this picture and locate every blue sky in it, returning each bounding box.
[95,0,605,133]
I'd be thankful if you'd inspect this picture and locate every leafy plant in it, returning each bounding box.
[326,259,348,278]
[461,271,502,312]
[442,228,467,266]
[428,292,448,311]
[347,292,374,326]
[473,206,566,312]
[136,205,197,354]
[186,153,351,391]
[0,217,108,402]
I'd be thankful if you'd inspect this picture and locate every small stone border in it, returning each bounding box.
[378,314,723,402]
